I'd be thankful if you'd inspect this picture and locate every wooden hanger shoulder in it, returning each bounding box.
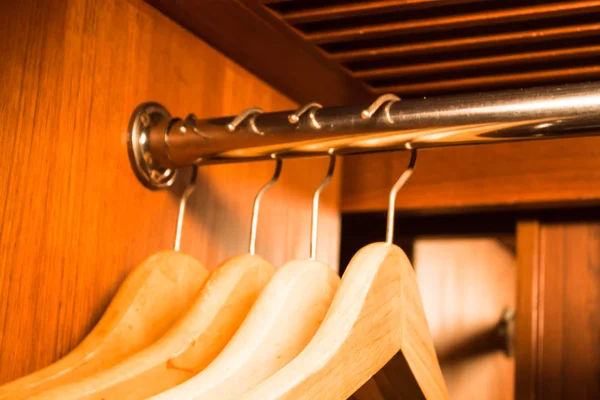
[243,242,449,400]
[0,251,208,400]
[31,254,273,400]
[151,259,340,400]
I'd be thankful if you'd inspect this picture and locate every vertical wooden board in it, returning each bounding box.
[516,219,600,399]
[515,221,541,400]
[0,0,340,383]
[537,223,600,399]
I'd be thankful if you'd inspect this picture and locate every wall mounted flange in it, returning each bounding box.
[127,102,177,190]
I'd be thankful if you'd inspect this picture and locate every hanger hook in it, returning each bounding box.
[249,156,283,255]
[361,94,400,121]
[386,150,417,245]
[174,166,198,251]
[227,107,264,134]
[288,102,323,124]
[311,153,336,260]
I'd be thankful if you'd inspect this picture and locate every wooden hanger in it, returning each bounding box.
[151,259,339,400]
[31,162,287,400]
[0,251,208,400]
[243,150,450,400]
[150,154,341,400]
[31,254,273,400]
[242,243,448,400]
[0,169,209,400]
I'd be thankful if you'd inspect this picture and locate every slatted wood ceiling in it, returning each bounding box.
[146,0,600,103]
[263,0,600,98]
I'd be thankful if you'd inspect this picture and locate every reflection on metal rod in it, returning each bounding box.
[128,82,600,189]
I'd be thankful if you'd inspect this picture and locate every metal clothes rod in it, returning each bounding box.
[127,82,600,189]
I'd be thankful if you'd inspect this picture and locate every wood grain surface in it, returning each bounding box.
[535,222,600,399]
[0,0,340,384]
[515,221,541,400]
[342,138,600,213]
[516,218,600,399]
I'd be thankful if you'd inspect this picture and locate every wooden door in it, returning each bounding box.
[0,0,340,383]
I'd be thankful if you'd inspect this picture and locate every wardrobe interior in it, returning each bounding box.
[1,0,599,399]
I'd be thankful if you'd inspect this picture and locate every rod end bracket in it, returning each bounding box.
[127,103,177,190]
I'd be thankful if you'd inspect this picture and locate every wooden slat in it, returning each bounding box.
[279,0,475,24]
[372,65,600,95]
[341,136,600,213]
[333,23,600,62]
[146,0,600,104]
[515,221,541,400]
[515,219,600,399]
[536,223,600,398]
[353,45,600,79]
[309,2,600,44]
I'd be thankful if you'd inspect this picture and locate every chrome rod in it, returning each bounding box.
[128,82,600,189]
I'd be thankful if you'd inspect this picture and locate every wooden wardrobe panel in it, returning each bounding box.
[515,221,541,400]
[537,223,600,399]
[342,138,600,214]
[515,219,600,399]
[0,0,340,384]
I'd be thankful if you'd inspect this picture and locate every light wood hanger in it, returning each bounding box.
[151,259,339,400]
[31,254,273,400]
[151,155,341,400]
[31,161,287,400]
[0,169,208,400]
[242,150,450,400]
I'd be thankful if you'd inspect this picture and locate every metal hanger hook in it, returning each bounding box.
[386,150,417,245]
[310,154,336,260]
[227,107,264,134]
[174,166,198,251]
[361,94,400,121]
[249,156,283,255]
[288,102,323,125]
